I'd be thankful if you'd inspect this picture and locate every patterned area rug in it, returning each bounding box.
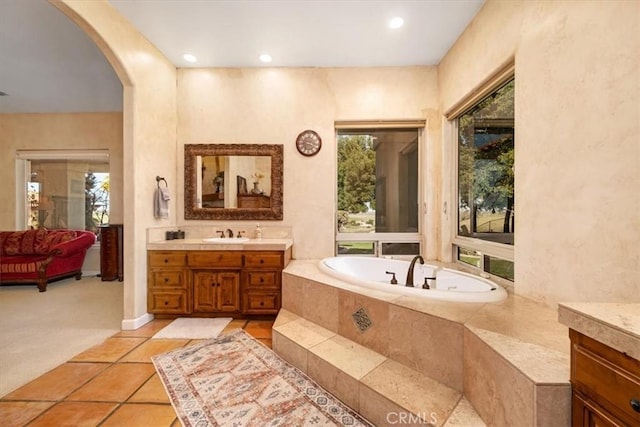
[152,329,373,426]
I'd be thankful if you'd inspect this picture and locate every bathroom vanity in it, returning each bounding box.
[558,303,640,427]
[147,238,292,317]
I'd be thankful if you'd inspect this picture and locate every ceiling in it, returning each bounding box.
[0,0,484,113]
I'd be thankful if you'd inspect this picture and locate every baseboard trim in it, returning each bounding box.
[121,313,154,331]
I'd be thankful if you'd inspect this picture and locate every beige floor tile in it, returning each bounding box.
[119,339,190,363]
[70,337,147,362]
[28,402,117,427]
[0,401,55,427]
[128,374,171,404]
[114,319,173,337]
[65,363,155,402]
[361,359,460,425]
[101,403,177,427]
[244,320,274,339]
[2,363,107,401]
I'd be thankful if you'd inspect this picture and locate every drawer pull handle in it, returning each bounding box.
[164,278,168,283]
[164,301,168,305]
[260,277,264,283]
[260,302,264,306]
[260,259,264,264]
[631,399,640,413]
[164,259,168,263]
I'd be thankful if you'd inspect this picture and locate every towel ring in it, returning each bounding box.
[156,176,168,188]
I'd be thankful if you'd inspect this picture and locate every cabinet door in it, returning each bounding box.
[193,271,218,312]
[217,272,240,312]
[573,392,624,427]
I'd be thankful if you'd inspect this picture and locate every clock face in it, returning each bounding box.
[296,130,322,156]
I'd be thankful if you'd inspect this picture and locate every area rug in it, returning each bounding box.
[152,317,233,339]
[152,329,373,426]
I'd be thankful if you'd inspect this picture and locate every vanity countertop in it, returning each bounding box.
[147,238,293,252]
[558,302,640,360]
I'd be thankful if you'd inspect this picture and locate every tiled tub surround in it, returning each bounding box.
[274,260,573,426]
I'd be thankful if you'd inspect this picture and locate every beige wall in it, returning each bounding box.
[54,0,178,326]
[439,0,640,304]
[177,67,440,259]
[0,113,123,228]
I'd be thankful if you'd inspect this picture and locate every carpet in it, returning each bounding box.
[152,329,373,426]
[152,317,233,339]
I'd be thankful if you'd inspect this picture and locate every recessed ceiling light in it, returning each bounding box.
[389,17,404,29]
[259,54,272,63]
[183,53,197,63]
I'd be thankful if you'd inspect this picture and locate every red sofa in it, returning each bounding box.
[0,229,96,292]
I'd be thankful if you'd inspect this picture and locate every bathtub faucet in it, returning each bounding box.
[405,255,424,287]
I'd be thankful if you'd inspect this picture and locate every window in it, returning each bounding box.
[335,125,422,256]
[449,71,514,281]
[457,79,514,245]
[17,150,110,235]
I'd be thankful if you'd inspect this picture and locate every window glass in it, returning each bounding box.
[458,79,514,245]
[458,247,481,268]
[484,255,514,281]
[337,241,376,255]
[381,242,420,256]
[337,129,419,234]
[28,160,109,233]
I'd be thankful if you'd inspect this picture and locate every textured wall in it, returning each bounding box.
[177,67,440,259]
[0,113,123,228]
[439,0,640,304]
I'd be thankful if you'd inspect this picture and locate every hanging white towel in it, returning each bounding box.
[154,187,170,219]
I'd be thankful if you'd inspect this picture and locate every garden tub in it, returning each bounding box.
[319,256,507,303]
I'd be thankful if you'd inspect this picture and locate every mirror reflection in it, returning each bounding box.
[184,144,283,220]
[198,155,272,209]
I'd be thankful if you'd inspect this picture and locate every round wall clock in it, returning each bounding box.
[295,130,322,156]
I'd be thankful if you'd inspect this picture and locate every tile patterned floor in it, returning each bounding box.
[0,319,274,426]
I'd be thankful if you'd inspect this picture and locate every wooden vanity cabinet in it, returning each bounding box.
[147,248,291,317]
[189,251,242,313]
[569,329,640,427]
[241,251,289,315]
[193,271,240,312]
[147,251,190,314]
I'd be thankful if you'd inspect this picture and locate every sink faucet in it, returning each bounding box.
[405,255,424,287]
[226,228,234,238]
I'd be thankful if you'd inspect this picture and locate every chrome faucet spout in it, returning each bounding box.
[226,228,234,238]
[405,255,424,287]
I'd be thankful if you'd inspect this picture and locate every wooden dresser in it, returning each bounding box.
[100,224,123,281]
[147,247,291,317]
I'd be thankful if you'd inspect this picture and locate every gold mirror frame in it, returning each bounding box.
[184,144,283,220]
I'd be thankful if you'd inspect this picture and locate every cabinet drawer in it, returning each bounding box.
[573,344,640,423]
[244,253,282,268]
[246,271,279,288]
[150,270,187,288]
[149,291,189,313]
[148,252,186,267]
[188,252,243,268]
[243,292,280,314]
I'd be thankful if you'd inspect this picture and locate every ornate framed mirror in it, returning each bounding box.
[184,144,283,220]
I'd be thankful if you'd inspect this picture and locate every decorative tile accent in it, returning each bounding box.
[352,307,373,333]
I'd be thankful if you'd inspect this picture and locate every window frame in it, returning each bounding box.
[445,60,515,272]
[334,121,425,258]
[15,149,110,231]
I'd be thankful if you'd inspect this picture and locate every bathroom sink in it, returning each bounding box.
[202,237,250,244]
